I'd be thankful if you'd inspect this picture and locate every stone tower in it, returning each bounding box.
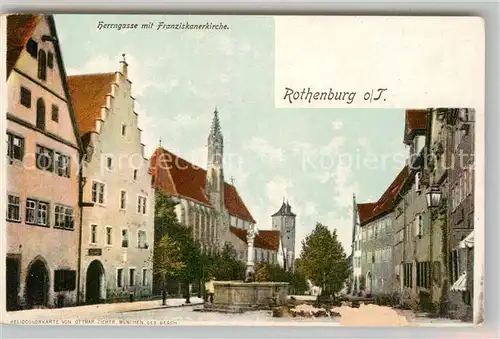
[206,108,224,212]
[271,199,296,271]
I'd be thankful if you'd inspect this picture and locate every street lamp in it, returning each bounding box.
[426,185,442,208]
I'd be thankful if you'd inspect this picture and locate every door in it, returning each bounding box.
[86,260,104,304]
[6,257,20,311]
[26,260,49,308]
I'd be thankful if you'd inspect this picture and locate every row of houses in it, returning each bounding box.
[5,14,291,311]
[349,108,476,322]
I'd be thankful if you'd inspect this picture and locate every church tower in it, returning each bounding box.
[206,108,224,212]
[271,199,296,271]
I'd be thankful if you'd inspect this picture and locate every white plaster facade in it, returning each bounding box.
[69,59,155,303]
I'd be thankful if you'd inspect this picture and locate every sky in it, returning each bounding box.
[54,15,408,256]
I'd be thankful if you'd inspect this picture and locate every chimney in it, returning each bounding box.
[120,53,128,78]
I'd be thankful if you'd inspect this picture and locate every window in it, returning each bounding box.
[7,195,21,222]
[106,157,113,170]
[51,104,59,122]
[415,172,422,192]
[91,181,105,204]
[90,224,98,243]
[36,98,46,129]
[7,133,24,161]
[55,152,70,177]
[142,268,147,286]
[47,52,54,69]
[54,270,76,292]
[137,196,147,214]
[117,269,123,287]
[414,214,423,237]
[138,230,147,248]
[120,190,127,209]
[133,169,138,181]
[36,145,53,172]
[121,124,126,136]
[106,227,112,245]
[416,261,431,289]
[26,199,49,226]
[122,229,129,248]
[38,50,47,80]
[129,268,135,286]
[26,38,38,58]
[403,263,413,288]
[20,87,31,108]
[54,205,74,230]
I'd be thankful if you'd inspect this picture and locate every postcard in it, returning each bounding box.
[0,14,484,327]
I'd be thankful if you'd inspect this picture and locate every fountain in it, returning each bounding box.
[202,227,289,313]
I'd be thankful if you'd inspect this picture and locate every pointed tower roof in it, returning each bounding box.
[272,199,296,217]
[210,107,222,138]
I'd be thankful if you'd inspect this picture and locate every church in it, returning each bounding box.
[149,109,281,265]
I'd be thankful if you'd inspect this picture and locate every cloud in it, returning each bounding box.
[246,137,284,166]
[66,53,178,97]
[320,136,345,155]
[265,176,293,203]
[332,119,343,130]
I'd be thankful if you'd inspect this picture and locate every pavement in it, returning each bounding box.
[3,298,473,327]
[3,297,204,322]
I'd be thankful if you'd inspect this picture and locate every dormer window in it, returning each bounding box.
[26,38,38,58]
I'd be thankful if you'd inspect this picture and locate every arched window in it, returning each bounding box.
[38,50,47,81]
[36,98,46,130]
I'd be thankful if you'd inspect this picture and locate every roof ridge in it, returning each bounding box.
[67,71,116,78]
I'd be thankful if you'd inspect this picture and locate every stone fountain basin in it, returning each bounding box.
[207,281,289,311]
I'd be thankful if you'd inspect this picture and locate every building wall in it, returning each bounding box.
[360,214,394,295]
[6,17,81,308]
[79,70,154,302]
[447,108,475,319]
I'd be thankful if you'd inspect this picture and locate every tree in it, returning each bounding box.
[151,234,185,292]
[254,262,270,282]
[208,242,245,281]
[299,223,349,297]
[154,191,203,303]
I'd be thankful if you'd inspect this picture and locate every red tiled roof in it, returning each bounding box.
[150,147,256,223]
[6,14,41,79]
[357,203,377,224]
[229,226,280,251]
[357,166,409,226]
[404,109,428,143]
[67,73,116,137]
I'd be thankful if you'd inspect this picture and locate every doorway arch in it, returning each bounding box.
[26,258,49,308]
[86,260,105,304]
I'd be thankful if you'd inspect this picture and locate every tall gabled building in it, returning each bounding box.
[5,14,83,310]
[67,58,155,303]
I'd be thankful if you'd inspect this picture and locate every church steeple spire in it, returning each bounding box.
[210,107,222,139]
[206,107,224,211]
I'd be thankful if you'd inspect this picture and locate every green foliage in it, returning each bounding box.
[251,262,308,294]
[299,222,350,296]
[254,262,270,282]
[151,234,185,287]
[154,192,203,284]
[206,242,246,281]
